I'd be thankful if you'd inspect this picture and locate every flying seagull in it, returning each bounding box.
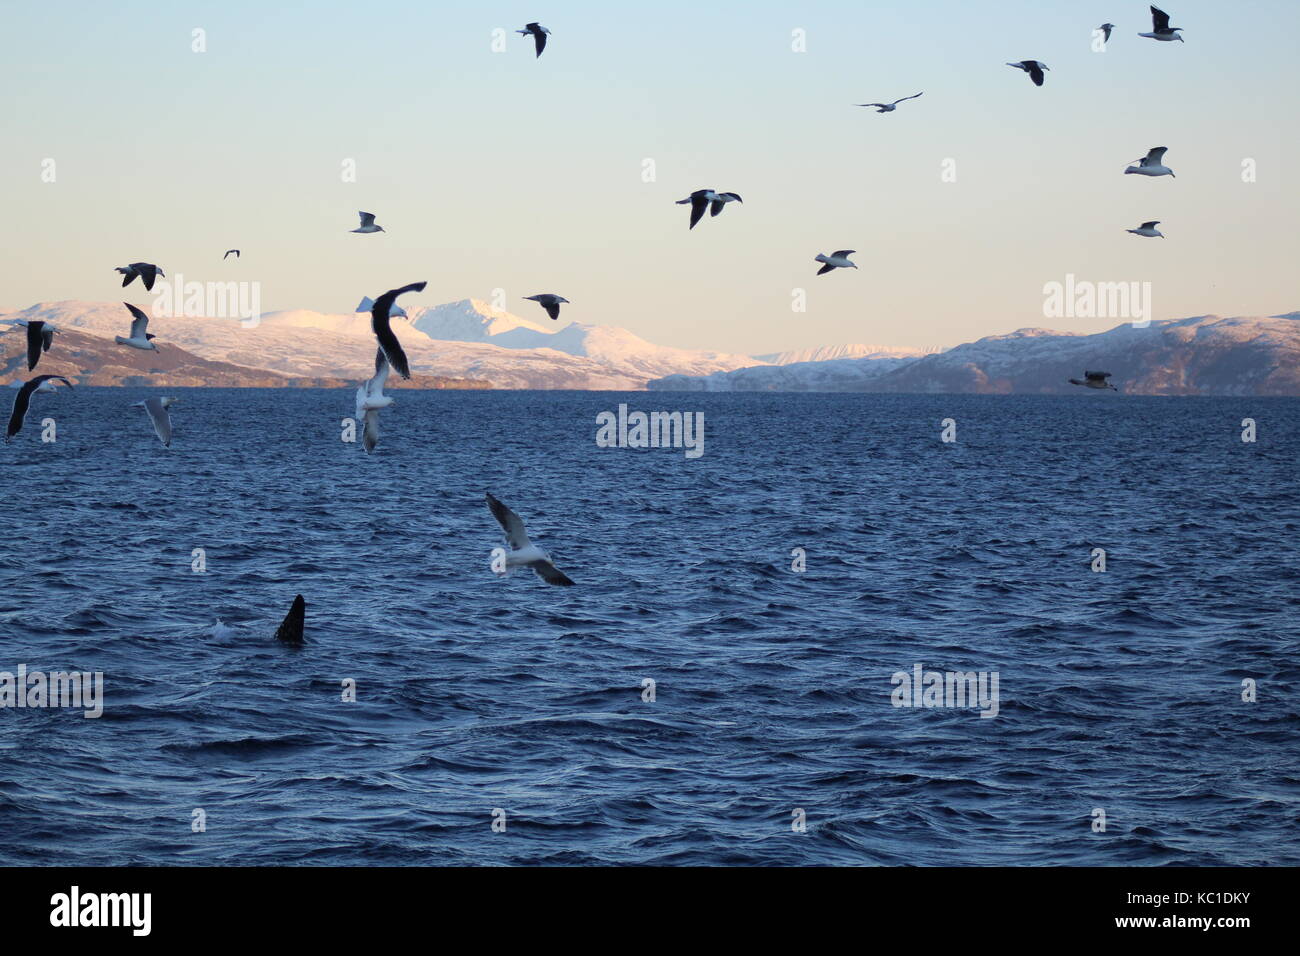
[1127,220,1165,238]
[485,492,575,586]
[1098,23,1114,43]
[517,22,551,57]
[1125,146,1175,177]
[356,295,408,320]
[1006,60,1050,86]
[131,396,179,447]
[351,211,385,234]
[4,320,57,371]
[814,251,858,275]
[6,375,73,442]
[370,282,427,380]
[115,262,165,291]
[676,189,743,229]
[116,303,161,351]
[1069,370,1118,391]
[274,594,306,646]
[855,92,923,113]
[523,294,570,321]
[1139,6,1183,41]
[355,349,393,455]
[223,249,240,259]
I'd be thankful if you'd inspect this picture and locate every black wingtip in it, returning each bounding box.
[274,594,306,646]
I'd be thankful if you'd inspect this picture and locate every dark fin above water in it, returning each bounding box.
[274,594,306,645]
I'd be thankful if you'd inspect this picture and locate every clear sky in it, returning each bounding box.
[2,0,1297,355]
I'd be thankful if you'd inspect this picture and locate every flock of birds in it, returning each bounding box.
[3,8,1199,609]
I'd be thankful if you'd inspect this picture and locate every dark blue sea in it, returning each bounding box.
[1,389,1297,866]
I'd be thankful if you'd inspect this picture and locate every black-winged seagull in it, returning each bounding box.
[523,294,570,321]
[131,396,178,447]
[351,211,385,234]
[517,22,551,57]
[1069,370,1118,391]
[1125,147,1175,177]
[485,492,575,586]
[116,303,161,351]
[815,251,858,275]
[1006,60,1050,86]
[1127,220,1165,238]
[355,349,392,454]
[676,189,743,229]
[855,92,923,113]
[1140,6,1183,41]
[115,262,165,291]
[4,320,58,371]
[223,249,240,259]
[6,375,73,442]
[369,282,427,380]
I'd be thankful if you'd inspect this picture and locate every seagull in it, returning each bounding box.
[351,211,385,234]
[274,594,306,646]
[1069,370,1118,391]
[676,189,743,229]
[116,303,161,351]
[814,251,858,275]
[1139,6,1183,41]
[131,396,179,447]
[4,319,57,371]
[1127,220,1165,238]
[355,349,392,454]
[523,294,570,321]
[517,22,551,57]
[855,92,923,112]
[356,296,407,320]
[370,282,426,380]
[223,249,240,259]
[115,262,165,291]
[1098,23,1114,43]
[1125,146,1175,177]
[486,492,575,586]
[1006,60,1050,86]
[6,375,73,442]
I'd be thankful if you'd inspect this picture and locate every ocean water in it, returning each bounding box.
[1,388,1297,866]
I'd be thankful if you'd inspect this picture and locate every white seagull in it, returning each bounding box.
[116,303,161,351]
[6,375,73,442]
[1125,147,1175,177]
[815,251,858,275]
[356,296,408,320]
[676,189,744,229]
[1069,371,1118,391]
[1127,220,1165,238]
[4,319,58,371]
[1006,60,1050,86]
[115,262,165,291]
[485,492,575,587]
[370,282,427,380]
[517,22,551,57]
[355,349,393,455]
[523,294,570,321]
[131,396,179,447]
[855,92,923,113]
[1139,6,1183,41]
[351,211,385,234]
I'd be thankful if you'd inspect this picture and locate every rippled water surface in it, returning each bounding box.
[1,389,1297,865]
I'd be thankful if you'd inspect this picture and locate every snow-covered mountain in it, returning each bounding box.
[1,299,759,390]
[755,343,935,365]
[651,313,1300,395]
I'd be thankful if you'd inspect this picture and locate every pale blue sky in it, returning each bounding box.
[2,0,1297,354]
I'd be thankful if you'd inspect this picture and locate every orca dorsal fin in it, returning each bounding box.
[274,594,305,645]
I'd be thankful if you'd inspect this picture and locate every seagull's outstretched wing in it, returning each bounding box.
[142,397,173,447]
[1151,6,1171,32]
[358,211,376,228]
[856,103,887,109]
[1085,370,1113,381]
[25,322,43,371]
[542,300,561,320]
[831,250,856,258]
[134,263,161,291]
[1028,64,1045,86]
[224,249,239,259]
[120,267,136,288]
[485,493,532,550]
[370,282,426,380]
[895,92,923,104]
[124,303,151,339]
[6,375,72,441]
[687,192,709,229]
[1144,146,1168,164]
[1140,221,1161,230]
[362,408,380,454]
[526,23,547,56]
[529,559,575,587]
[816,263,836,276]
